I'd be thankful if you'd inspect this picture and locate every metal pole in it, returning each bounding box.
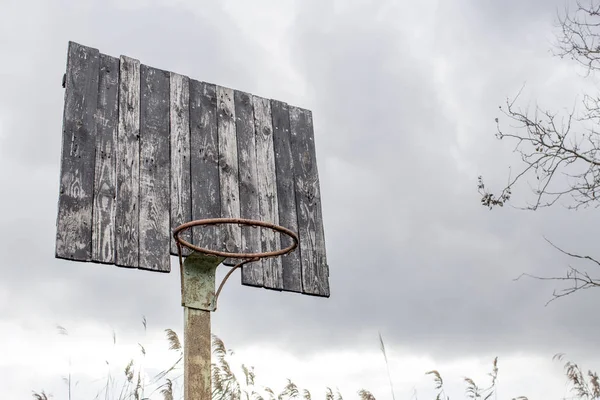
[181,252,224,400]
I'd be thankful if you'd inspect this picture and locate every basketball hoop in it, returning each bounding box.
[173,218,299,305]
[57,41,330,400]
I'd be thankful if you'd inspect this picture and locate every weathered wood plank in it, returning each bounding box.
[253,96,283,290]
[217,86,241,262]
[271,100,302,292]
[190,81,220,250]
[115,55,141,268]
[170,72,191,255]
[289,107,330,297]
[139,65,171,272]
[56,42,100,262]
[91,54,119,264]
[235,90,263,287]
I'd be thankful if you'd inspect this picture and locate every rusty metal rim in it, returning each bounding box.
[173,218,299,310]
[173,217,299,259]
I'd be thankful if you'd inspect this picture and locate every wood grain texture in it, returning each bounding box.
[91,54,119,264]
[56,42,330,296]
[139,65,171,272]
[56,41,100,262]
[170,72,191,254]
[271,100,302,292]
[115,55,141,268]
[235,90,263,287]
[253,96,283,290]
[289,107,330,297]
[190,81,220,249]
[217,86,241,260]
[184,307,211,400]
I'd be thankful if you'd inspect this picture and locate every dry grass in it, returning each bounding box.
[553,353,600,400]
[31,320,598,400]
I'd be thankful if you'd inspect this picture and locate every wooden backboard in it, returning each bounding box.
[55,42,329,297]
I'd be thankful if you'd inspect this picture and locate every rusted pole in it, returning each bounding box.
[181,252,224,400]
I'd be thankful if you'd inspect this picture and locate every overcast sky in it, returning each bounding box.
[2,0,599,398]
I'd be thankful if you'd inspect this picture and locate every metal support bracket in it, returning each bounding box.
[181,252,225,312]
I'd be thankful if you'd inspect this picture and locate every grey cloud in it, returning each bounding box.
[1,0,598,379]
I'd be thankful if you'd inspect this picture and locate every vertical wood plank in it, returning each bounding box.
[56,42,100,262]
[253,96,283,290]
[170,72,191,254]
[217,86,241,259]
[289,107,330,297]
[190,81,220,248]
[92,54,119,264]
[115,55,141,268]
[235,90,263,287]
[271,100,302,292]
[139,65,171,272]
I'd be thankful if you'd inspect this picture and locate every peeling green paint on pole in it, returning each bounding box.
[182,253,224,399]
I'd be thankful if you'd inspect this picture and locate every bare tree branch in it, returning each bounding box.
[554,0,600,75]
[479,1,600,303]
[514,236,600,305]
[543,236,600,266]
[479,1,600,212]
[515,267,600,306]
